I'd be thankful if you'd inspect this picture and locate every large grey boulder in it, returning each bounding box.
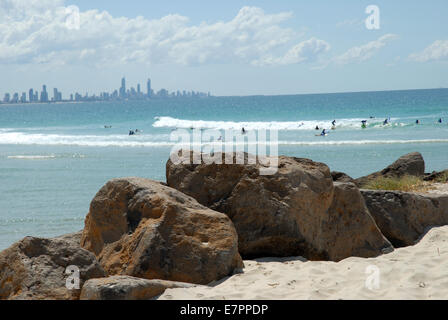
[81,177,243,285]
[318,183,393,261]
[424,170,448,182]
[80,276,198,300]
[167,151,392,261]
[361,190,448,247]
[0,236,105,300]
[356,152,425,187]
[53,231,83,247]
[331,171,356,184]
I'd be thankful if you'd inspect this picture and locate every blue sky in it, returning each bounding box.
[1,0,447,96]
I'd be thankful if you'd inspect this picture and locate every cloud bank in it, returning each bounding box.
[409,40,448,62]
[0,1,330,67]
[333,34,398,65]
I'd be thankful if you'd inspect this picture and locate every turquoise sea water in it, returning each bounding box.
[1,88,448,249]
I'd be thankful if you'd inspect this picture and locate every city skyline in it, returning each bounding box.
[0,77,211,104]
[1,1,447,95]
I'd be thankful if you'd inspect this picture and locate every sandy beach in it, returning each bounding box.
[159,224,448,300]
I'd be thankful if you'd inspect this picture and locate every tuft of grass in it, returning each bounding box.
[434,171,448,183]
[363,175,430,192]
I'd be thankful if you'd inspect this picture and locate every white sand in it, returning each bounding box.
[159,225,448,300]
[421,182,448,196]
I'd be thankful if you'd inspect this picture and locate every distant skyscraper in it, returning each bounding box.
[147,78,151,98]
[20,92,27,103]
[29,89,34,102]
[40,85,48,102]
[137,84,141,95]
[12,93,19,103]
[120,77,126,98]
[3,93,10,103]
[53,88,62,102]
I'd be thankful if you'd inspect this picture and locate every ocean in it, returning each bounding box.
[1,88,448,250]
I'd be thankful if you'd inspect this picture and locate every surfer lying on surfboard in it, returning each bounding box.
[316,129,328,136]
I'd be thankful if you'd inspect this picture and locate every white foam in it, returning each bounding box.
[1,131,448,147]
[152,116,373,131]
[7,155,56,160]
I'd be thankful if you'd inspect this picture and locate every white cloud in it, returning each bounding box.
[333,34,398,65]
[253,37,330,66]
[0,1,328,67]
[409,40,448,62]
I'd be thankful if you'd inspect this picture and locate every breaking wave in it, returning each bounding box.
[1,131,448,147]
[152,116,408,131]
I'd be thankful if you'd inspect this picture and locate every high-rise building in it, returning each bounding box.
[12,93,19,103]
[3,93,10,103]
[53,88,62,102]
[20,92,27,103]
[40,85,49,102]
[137,84,141,95]
[147,78,151,98]
[29,89,34,102]
[120,77,126,98]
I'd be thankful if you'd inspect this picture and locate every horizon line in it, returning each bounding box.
[213,87,448,98]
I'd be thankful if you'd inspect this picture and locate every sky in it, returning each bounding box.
[0,0,447,97]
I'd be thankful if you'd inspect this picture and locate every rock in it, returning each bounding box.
[361,189,448,247]
[331,171,355,184]
[167,151,392,261]
[356,152,425,187]
[424,170,448,182]
[81,177,243,285]
[318,183,393,261]
[0,236,105,300]
[52,231,83,247]
[80,276,198,300]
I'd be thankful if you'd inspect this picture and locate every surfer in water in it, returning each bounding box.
[315,125,320,130]
[242,127,246,135]
[438,118,443,124]
[331,120,336,130]
[361,120,367,129]
[320,129,328,136]
[383,118,389,125]
[416,119,420,124]
[129,130,135,136]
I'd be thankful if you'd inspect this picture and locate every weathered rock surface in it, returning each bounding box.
[356,152,425,187]
[81,177,243,285]
[167,151,392,261]
[0,236,105,300]
[424,169,448,182]
[318,183,393,261]
[361,190,448,247]
[80,276,198,300]
[331,171,356,184]
[52,231,83,247]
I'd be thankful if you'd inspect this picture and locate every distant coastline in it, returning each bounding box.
[0,96,213,107]
[1,87,447,106]
[1,76,212,106]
